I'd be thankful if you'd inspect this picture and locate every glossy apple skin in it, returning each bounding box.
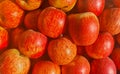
[99,8,120,35]
[77,0,105,16]
[62,55,90,74]
[18,29,47,59]
[24,9,41,30]
[68,12,99,46]
[38,7,66,38]
[48,37,77,65]
[111,48,120,70]
[16,0,42,11]
[0,49,30,74]
[91,57,116,74]
[48,0,77,12]
[85,32,114,59]
[0,0,24,29]
[113,0,120,7]
[32,61,60,74]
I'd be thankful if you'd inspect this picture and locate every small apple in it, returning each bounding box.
[77,0,105,16]
[18,29,47,59]
[91,57,116,74]
[0,0,24,29]
[99,8,120,35]
[48,0,77,12]
[111,48,120,70]
[24,9,41,30]
[62,55,90,74]
[38,7,66,38]
[85,32,114,59]
[0,49,30,74]
[16,0,43,11]
[48,37,77,65]
[32,61,60,74]
[68,12,99,46]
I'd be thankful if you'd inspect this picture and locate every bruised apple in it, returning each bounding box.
[111,48,120,70]
[16,0,43,11]
[62,55,90,74]
[68,12,99,46]
[0,0,24,29]
[48,0,77,12]
[38,7,66,38]
[32,61,60,74]
[91,57,116,74]
[48,37,77,65]
[18,29,47,59]
[77,0,105,16]
[85,32,114,59]
[99,8,120,35]
[0,49,30,74]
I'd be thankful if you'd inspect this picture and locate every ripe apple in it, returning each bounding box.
[24,9,41,30]
[38,7,66,38]
[32,61,60,74]
[99,8,120,35]
[111,48,120,70]
[77,0,105,16]
[48,37,77,65]
[0,0,24,29]
[68,12,99,46]
[91,57,116,74]
[85,32,114,59]
[62,55,90,74]
[10,26,25,48]
[18,29,47,59]
[113,0,120,7]
[0,49,30,74]
[48,0,77,12]
[16,0,43,11]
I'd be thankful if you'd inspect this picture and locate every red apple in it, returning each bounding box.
[48,37,77,65]
[0,26,8,50]
[38,7,66,38]
[77,0,105,16]
[32,61,60,74]
[85,32,114,59]
[111,48,120,70]
[68,12,99,46]
[99,8,120,35]
[16,0,43,11]
[48,0,77,12]
[0,0,24,29]
[62,55,90,74]
[18,29,47,59]
[0,49,30,74]
[91,57,116,74]
[113,0,120,7]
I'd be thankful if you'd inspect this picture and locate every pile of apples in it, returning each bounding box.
[1,0,120,74]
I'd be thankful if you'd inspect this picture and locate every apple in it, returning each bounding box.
[62,55,90,74]
[18,29,47,59]
[0,0,24,29]
[48,0,77,12]
[0,49,30,74]
[38,7,66,38]
[99,8,120,35]
[85,32,114,59]
[113,0,120,7]
[32,61,60,74]
[111,48,120,70]
[10,26,25,48]
[77,0,105,16]
[68,12,99,46]
[91,57,116,74]
[16,0,43,11]
[24,9,41,30]
[48,37,77,65]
